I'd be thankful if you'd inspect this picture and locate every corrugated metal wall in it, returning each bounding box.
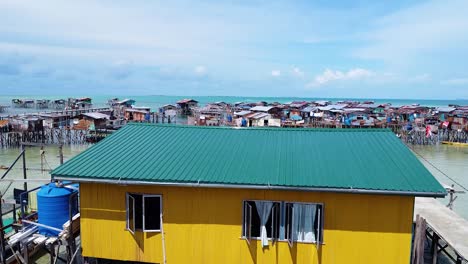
[80,183,414,264]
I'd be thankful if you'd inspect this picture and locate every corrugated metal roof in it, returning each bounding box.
[318,104,347,111]
[300,106,316,112]
[82,112,110,120]
[250,106,274,112]
[245,112,269,120]
[52,124,446,197]
[234,110,251,116]
[436,107,456,113]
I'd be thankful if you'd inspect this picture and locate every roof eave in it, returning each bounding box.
[53,176,447,198]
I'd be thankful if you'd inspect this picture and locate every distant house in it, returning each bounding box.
[343,108,374,127]
[52,124,446,264]
[397,106,430,122]
[160,104,177,112]
[450,107,468,131]
[9,116,44,131]
[250,106,281,116]
[79,112,110,129]
[176,99,199,115]
[125,108,150,122]
[312,100,331,106]
[40,113,71,128]
[436,107,456,122]
[356,103,387,115]
[243,112,271,127]
[288,101,309,110]
[114,99,136,108]
[69,97,93,109]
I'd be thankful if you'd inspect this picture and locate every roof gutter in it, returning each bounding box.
[54,176,447,198]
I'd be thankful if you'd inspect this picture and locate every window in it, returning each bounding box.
[126,193,162,233]
[242,201,324,247]
[242,201,280,246]
[285,203,323,247]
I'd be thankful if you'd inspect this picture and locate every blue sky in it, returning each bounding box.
[0,0,467,99]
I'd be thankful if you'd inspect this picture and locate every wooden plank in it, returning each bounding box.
[415,197,468,261]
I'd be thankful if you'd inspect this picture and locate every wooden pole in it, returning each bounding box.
[0,194,6,264]
[431,233,439,264]
[59,144,64,165]
[22,145,27,191]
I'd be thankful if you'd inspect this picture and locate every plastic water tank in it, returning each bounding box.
[36,183,78,236]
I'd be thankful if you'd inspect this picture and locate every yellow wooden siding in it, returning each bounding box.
[80,183,414,264]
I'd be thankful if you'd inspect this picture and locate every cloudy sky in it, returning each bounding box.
[1,0,467,99]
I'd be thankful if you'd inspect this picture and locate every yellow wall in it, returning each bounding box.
[80,183,415,264]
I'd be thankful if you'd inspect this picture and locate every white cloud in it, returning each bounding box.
[308,68,373,87]
[441,78,468,85]
[354,0,468,64]
[194,65,207,75]
[292,67,304,78]
[271,70,281,77]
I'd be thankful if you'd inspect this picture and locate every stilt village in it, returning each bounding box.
[1,97,467,147]
[0,97,467,264]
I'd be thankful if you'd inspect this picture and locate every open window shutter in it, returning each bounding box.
[244,202,252,244]
[286,203,294,248]
[142,195,146,231]
[316,205,322,250]
[127,194,135,234]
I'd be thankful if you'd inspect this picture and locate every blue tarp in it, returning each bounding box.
[291,115,302,121]
[241,118,247,127]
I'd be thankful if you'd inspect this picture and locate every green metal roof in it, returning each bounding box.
[52,124,446,197]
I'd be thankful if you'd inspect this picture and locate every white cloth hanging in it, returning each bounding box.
[293,204,317,242]
[255,201,273,247]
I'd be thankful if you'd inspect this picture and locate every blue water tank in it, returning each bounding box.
[37,183,78,236]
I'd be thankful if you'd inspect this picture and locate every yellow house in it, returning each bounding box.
[52,124,446,264]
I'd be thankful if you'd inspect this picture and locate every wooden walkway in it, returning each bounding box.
[414,197,468,262]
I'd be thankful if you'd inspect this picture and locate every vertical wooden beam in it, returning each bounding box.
[21,240,29,264]
[59,144,64,165]
[22,145,27,191]
[0,195,6,264]
[431,232,439,264]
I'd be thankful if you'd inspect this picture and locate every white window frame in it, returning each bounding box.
[285,203,294,247]
[126,194,135,234]
[143,194,162,232]
[126,193,162,233]
[271,202,280,245]
[241,200,281,241]
[244,202,252,244]
[284,202,324,246]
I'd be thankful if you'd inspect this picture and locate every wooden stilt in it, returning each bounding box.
[431,232,439,264]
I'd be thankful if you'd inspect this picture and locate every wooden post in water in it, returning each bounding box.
[59,144,64,165]
[21,144,27,191]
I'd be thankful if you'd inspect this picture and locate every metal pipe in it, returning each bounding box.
[54,176,447,198]
[1,149,25,180]
[21,220,63,233]
[0,179,51,182]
